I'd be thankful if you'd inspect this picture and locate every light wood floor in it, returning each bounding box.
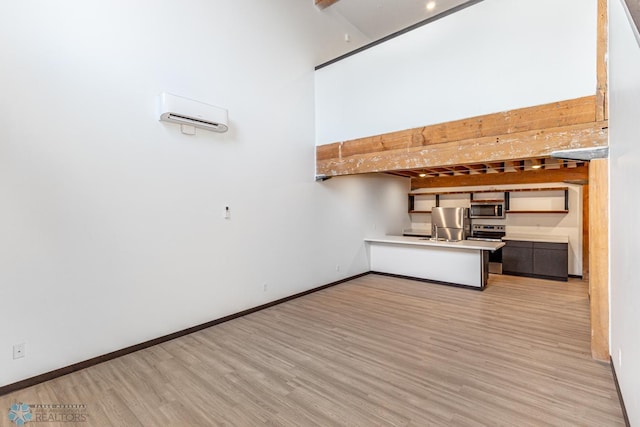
[1,274,625,426]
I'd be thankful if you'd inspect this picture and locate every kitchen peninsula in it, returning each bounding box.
[365,236,505,290]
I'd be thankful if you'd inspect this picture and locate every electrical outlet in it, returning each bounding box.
[13,343,25,359]
[263,283,268,292]
[336,264,341,272]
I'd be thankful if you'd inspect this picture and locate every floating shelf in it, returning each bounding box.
[506,187,568,193]
[409,186,570,214]
[506,210,569,214]
[471,199,505,203]
[408,186,569,196]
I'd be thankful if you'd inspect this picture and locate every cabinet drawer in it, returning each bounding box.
[533,242,568,251]
[504,240,533,248]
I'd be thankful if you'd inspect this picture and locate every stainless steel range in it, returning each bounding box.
[468,224,506,241]
[467,224,505,274]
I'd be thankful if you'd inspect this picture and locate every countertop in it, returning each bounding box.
[365,235,504,251]
[502,234,569,244]
[402,228,431,237]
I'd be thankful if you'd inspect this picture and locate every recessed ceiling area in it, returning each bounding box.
[384,157,590,190]
[329,0,480,41]
[386,157,587,179]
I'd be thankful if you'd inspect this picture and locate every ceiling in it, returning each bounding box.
[385,158,587,180]
[330,0,478,41]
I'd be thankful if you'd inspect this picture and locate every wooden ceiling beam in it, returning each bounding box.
[530,158,544,170]
[316,96,597,163]
[432,167,455,176]
[506,160,525,172]
[488,162,504,172]
[411,165,589,190]
[385,171,413,178]
[317,121,607,176]
[596,0,608,121]
[315,0,340,9]
[466,164,486,173]
[449,166,471,175]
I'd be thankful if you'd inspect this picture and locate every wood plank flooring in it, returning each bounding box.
[0,274,625,426]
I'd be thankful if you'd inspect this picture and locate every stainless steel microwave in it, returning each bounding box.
[469,201,505,219]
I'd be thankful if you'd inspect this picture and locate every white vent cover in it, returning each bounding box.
[158,92,228,133]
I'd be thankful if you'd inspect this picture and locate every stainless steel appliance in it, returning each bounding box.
[470,200,505,219]
[467,224,506,273]
[431,207,470,241]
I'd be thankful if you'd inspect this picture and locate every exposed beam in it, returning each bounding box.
[432,167,455,176]
[583,183,590,280]
[385,171,413,178]
[596,0,608,121]
[505,160,524,172]
[316,96,597,163]
[416,171,437,178]
[450,165,471,175]
[410,165,589,190]
[315,0,339,9]
[589,159,609,361]
[317,121,608,176]
[487,162,504,172]
[466,164,486,173]
[530,158,543,170]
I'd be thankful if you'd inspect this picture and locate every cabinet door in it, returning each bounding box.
[533,243,568,280]
[502,241,533,275]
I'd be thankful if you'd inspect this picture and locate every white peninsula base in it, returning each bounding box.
[365,236,505,289]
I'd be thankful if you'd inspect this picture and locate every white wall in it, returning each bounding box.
[0,1,408,387]
[315,0,597,145]
[410,183,583,275]
[609,0,640,423]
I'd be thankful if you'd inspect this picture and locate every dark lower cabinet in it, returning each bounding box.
[503,240,568,281]
[533,242,568,280]
[502,241,533,275]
